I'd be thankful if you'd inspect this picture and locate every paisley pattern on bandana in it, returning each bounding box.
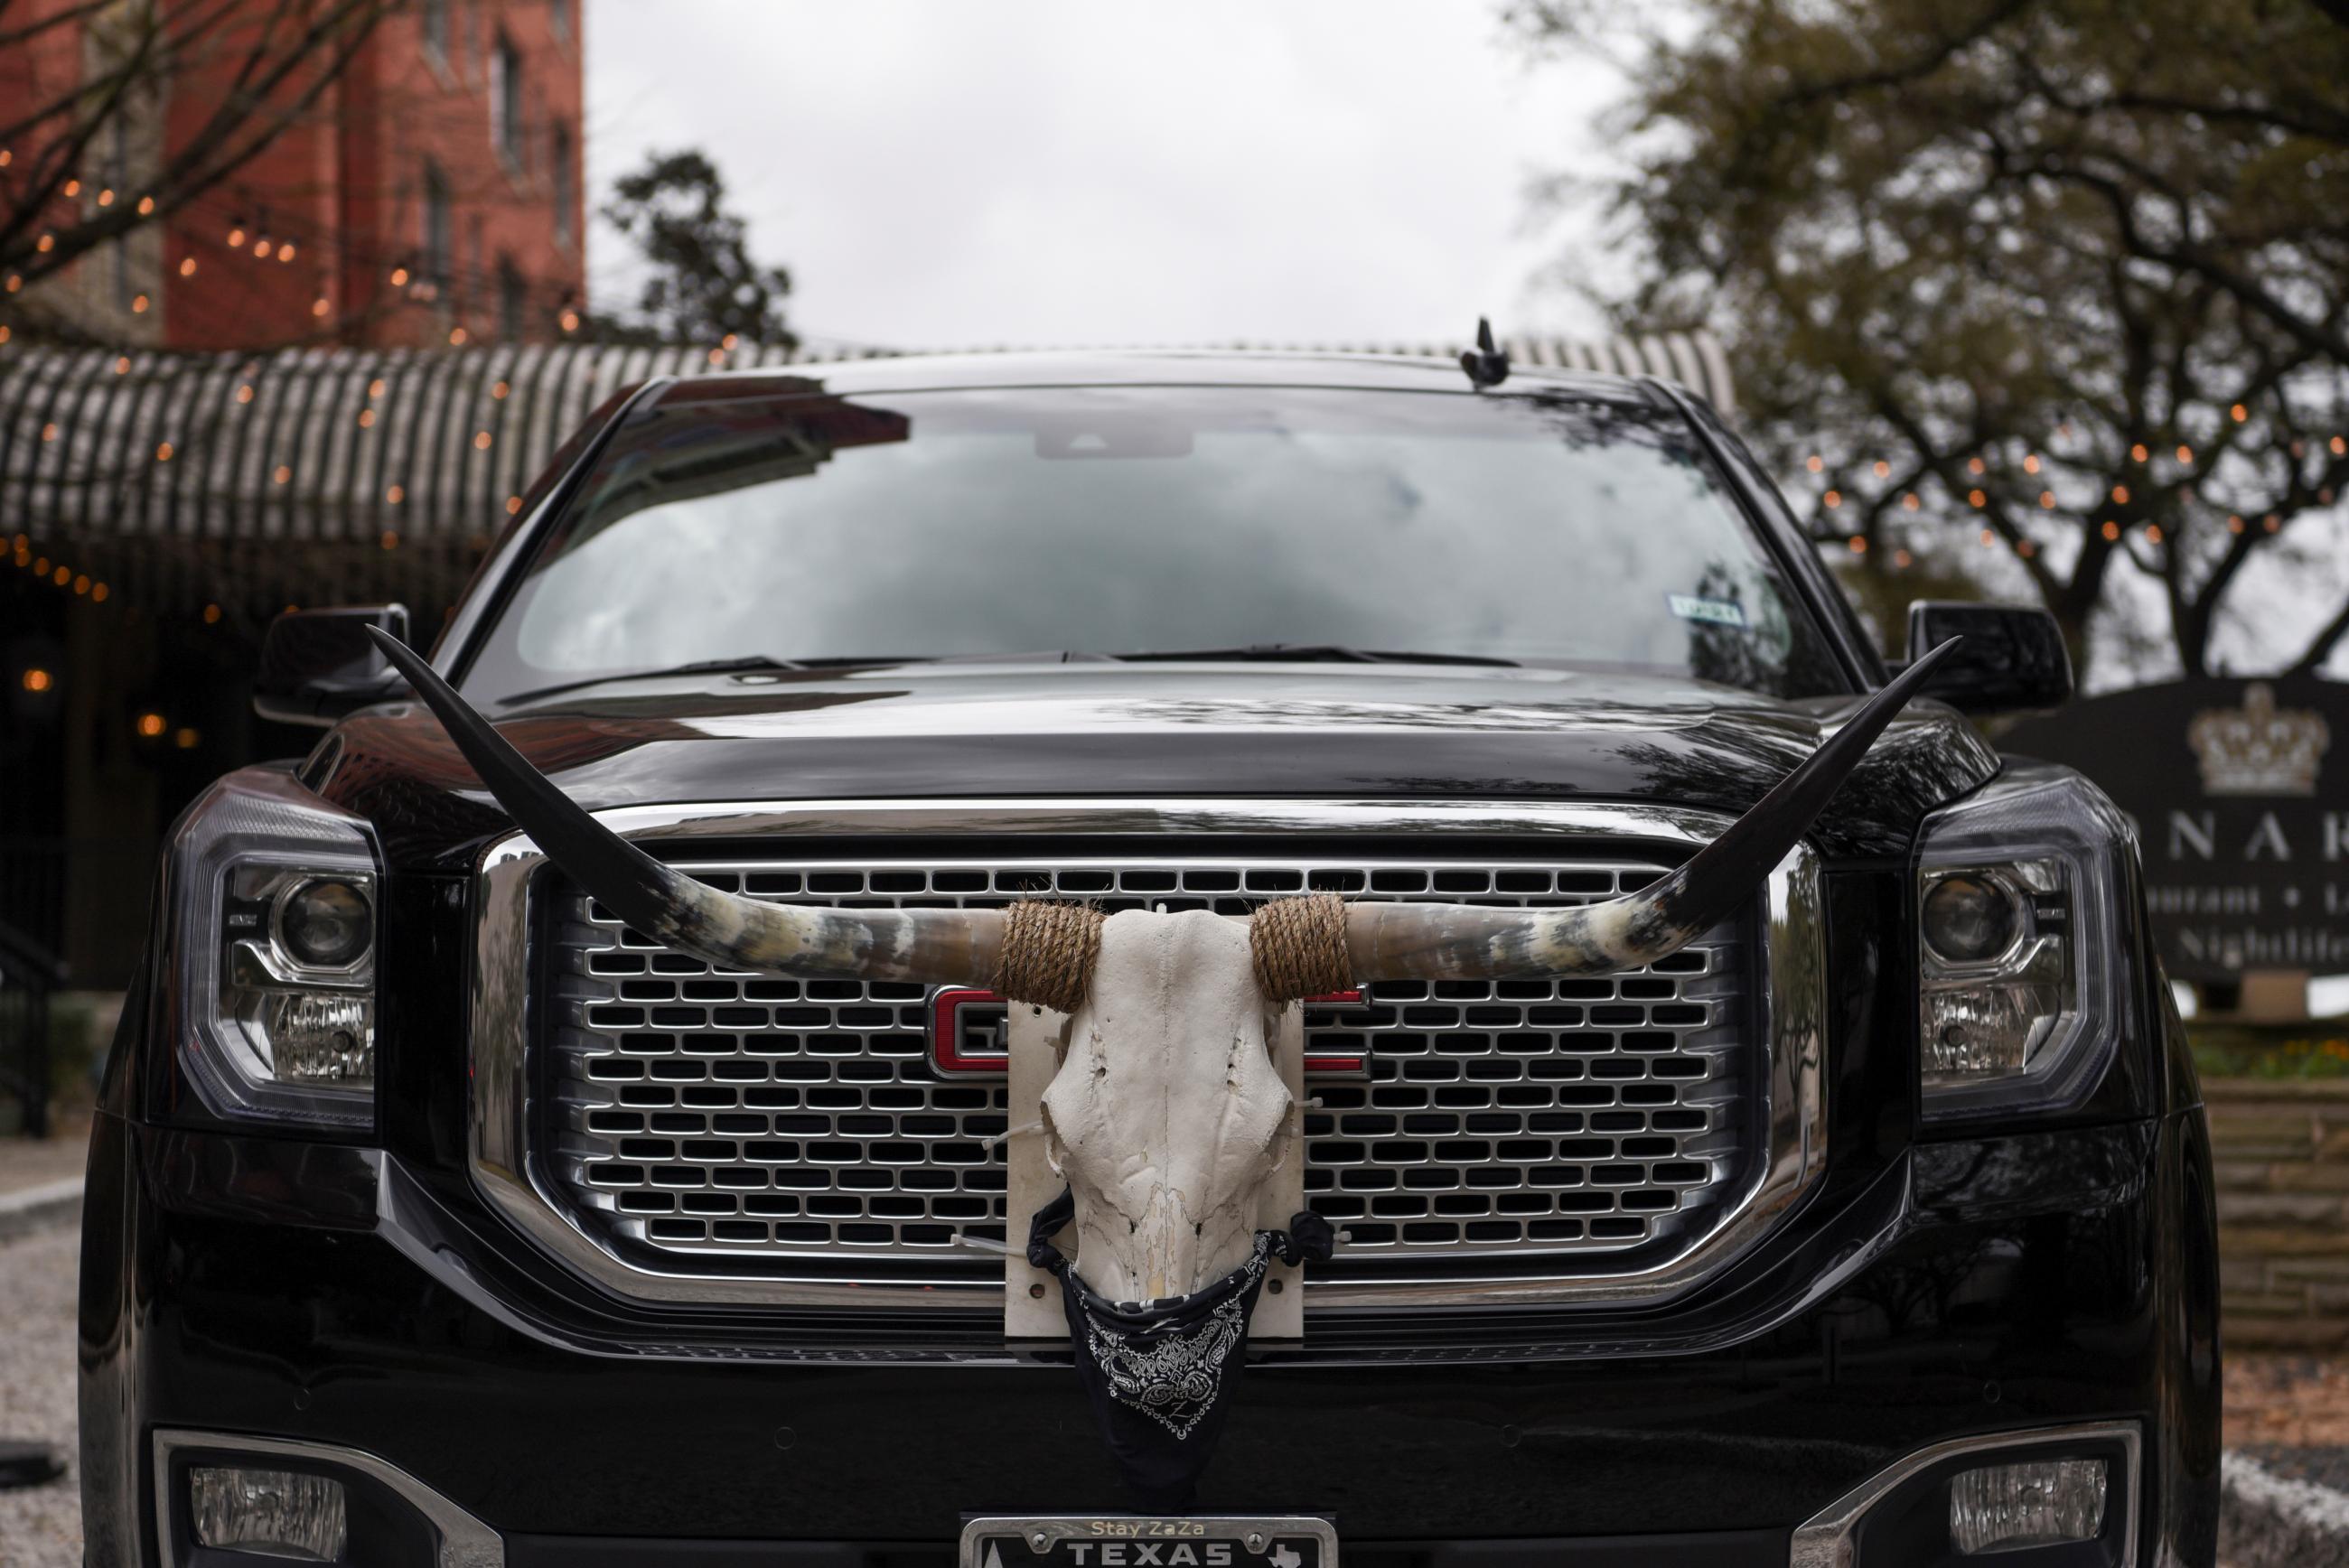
[1027,1186,1335,1509]
[1078,1237,1271,1440]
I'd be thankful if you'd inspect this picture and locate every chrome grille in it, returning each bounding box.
[540,854,1755,1275]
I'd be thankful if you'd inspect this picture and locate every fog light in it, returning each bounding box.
[190,1466,347,1560]
[1950,1457,2107,1553]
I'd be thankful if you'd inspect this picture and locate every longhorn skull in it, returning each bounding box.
[1043,907,1295,1302]
[369,631,1951,1306]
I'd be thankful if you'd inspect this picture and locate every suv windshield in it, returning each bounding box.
[462,381,1844,702]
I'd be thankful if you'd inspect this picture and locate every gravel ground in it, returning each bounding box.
[0,1227,80,1568]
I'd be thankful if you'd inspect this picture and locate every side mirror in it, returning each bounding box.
[253,605,414,727]
[1902,601,2072,715]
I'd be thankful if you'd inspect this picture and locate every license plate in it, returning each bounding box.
[960,1516,1336,1568]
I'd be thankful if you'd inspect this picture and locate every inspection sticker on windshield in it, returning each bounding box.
[1667,593,1747,629]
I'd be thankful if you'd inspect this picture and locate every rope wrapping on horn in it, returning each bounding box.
[992,900,1106,1013]
[1249,892,1354,1003]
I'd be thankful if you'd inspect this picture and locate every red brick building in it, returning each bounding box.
[5,0,585,350]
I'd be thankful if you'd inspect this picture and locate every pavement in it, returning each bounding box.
[0,1224,80,1568]
[0,1137,2336,1566]
[0,1120,88,1199]
[0,1123,85,1568]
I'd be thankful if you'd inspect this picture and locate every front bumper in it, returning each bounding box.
[78,1108,2219,1566]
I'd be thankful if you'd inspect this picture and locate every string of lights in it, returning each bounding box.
[1790,397,2349,574]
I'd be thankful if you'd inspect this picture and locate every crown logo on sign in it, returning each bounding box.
[2187,683,2330,797]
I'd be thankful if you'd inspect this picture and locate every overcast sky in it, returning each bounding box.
[582,2,1624,353]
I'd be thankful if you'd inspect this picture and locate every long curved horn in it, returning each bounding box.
[1343,639,1961,981]
[367,629,1003,985]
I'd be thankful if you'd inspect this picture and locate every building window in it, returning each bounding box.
[106,117,134,313]
[491,33,524,165]
[550,0,571,42]
[552,120,576,245]
[498,258,526,342]
[422,160,453,293]
[467,215,485,320]
[421,0,449,64]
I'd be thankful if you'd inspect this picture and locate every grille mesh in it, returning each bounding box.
[542,856,1754,1274]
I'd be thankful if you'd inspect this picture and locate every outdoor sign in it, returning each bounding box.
[2002,676,2346,983]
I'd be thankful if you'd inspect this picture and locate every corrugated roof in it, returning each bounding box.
[0,331,1733,549]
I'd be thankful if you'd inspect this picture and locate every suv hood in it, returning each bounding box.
[311,662,1998,871]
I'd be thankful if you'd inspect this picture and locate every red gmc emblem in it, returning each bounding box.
[930,988,1371,1076]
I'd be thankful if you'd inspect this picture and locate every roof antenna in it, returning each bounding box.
[1460,317,1510,388]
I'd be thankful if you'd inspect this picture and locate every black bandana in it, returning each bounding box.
[1027,1189,1336,1510]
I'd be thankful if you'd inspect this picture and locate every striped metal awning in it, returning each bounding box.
[0,331,1732,625]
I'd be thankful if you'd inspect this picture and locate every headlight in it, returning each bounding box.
[168,769,379,1131]
[1915,766,2132,1121]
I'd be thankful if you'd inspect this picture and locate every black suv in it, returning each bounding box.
[80,350,2219,1568]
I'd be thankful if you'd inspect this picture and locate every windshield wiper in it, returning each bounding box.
[493,645,1516,706]
[1110,644,1521,668]
[496,655,819,706]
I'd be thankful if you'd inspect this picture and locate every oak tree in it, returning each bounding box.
[1511,0,2349,682]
